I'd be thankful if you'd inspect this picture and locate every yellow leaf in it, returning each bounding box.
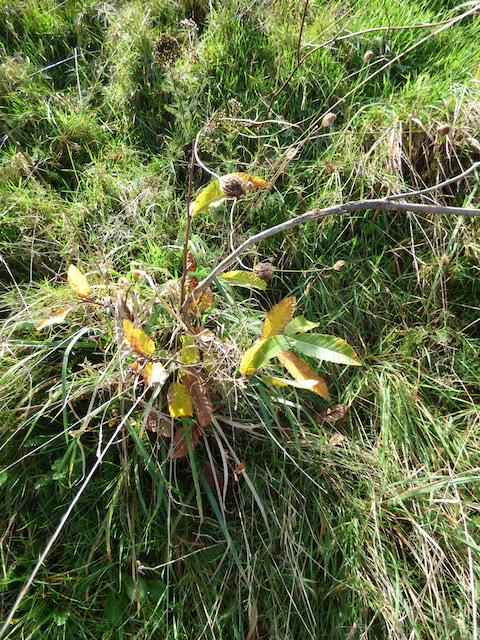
[179,334,201,364]
[239,335,292,376]
[261,297,296,339]
[167,381,193,418]
[67,265,92,298]
[141,362,168,386]
[219,270,267,290]
[239,339,267,376]
[277,350,330,399]
[122,319,155,356]
[35,307,71,330]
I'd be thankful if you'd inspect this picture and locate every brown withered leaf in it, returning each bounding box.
[182,370,213,428]
[186,251,199,293]
[190,288,214,313]
[143,408,172,437]
[314,404,348,423]
[170,423,202,459]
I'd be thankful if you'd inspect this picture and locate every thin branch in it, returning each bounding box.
[179,142,196,308]
[386,161,480,201]
[296,0,310,65]
[181,198,480,315]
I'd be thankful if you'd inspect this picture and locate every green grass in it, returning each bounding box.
[1,0,480,638]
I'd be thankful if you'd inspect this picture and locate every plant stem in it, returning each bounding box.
[179,143,196,310]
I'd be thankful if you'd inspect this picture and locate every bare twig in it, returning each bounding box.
[179,142,196,309]
[296,0,310,65]
[181,193,480,314]
[386,161,480,201]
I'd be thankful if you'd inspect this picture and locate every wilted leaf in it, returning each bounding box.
[219,270,267,290]
[67,264,92,298]
[167,381,193,418]
[181,370,212,428]
[314,404,349,423]
[261,297,296,339]
[179,334,201,364]
[36,307,72,330]
[191,180,228,215]
[290,333,361,366]
[236,173,270,191]
[332,260,346,271]
[141,362,168,386]
[284,315,319,336]
[170,424,201,459]
[186,251,199,292]
[239,335,293,376]
[277,350,330,399]
[143,409,172,437]
[190,288,214,312]
[123,319,155,356]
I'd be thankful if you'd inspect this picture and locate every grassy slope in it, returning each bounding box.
[1,1,479,638]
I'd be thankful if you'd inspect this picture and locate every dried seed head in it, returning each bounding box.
[363,49,374,63]
[332,260,346,271]
[321,112,337,128]
[154,34,181,67]
[219,174,247,198]
[253,262,276,280]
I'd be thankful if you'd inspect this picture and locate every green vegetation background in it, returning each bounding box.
[1,0,479,638]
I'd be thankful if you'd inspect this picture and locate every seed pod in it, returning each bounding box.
[321,112,337,128]
[363,49,374,63]
[333,260,346,271]
[219,174,247,198]
[253,262,276,280]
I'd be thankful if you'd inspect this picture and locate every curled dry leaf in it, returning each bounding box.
[314,404,349,423]
[332,260,346,271]
[143,409,172,437]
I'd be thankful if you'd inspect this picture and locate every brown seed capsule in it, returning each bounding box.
[333,260,346,271]
[321,112,337,128]
[363,49,374,63]
[219,174,247,198]
[253,262,276,280]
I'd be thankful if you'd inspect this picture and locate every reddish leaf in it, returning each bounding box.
[170,424,201,459]
[182,370,213,428]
